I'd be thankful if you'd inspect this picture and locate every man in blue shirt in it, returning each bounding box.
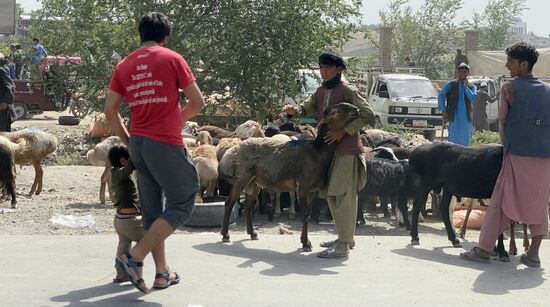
[31,38,48,64]
[438,62,477,146]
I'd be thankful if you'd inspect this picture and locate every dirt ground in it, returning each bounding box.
[0,111,475,244]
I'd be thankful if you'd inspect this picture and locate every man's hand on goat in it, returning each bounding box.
[0,103,8,110]
[325,129,346,144]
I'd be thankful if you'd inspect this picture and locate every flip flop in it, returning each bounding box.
[113,276,131,284]
[520,254,541,268]
[317,247,349,258]
[116,253,149,294]
[460,247,490,263]
[153,271,181,290]
[319,240,355,249]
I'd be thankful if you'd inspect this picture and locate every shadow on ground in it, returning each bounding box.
[391,242,545,295]
[193,239,347,276]
[50,283,159,307]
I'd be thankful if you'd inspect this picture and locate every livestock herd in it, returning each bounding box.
[0,103,521,261]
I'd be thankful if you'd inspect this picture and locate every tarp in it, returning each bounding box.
[468,48,550,77]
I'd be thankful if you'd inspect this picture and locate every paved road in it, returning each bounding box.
[0,233,548,306]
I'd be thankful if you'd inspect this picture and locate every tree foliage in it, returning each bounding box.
[380,0,463,79]
[29,0,362,119]
[463,0,526,50]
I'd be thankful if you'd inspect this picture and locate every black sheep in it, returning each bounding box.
[0,143,17,209]
[408,142,502,248]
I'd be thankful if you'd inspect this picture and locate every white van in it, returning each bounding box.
[367,74,443,140]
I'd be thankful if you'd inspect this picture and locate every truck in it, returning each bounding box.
[357,66,443,141]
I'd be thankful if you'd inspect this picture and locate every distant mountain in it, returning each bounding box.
[341,31,378,57]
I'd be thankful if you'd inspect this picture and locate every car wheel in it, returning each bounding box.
[13,102,28,120]
[58,115,80,126]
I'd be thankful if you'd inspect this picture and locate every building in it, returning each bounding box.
[509,17,527,36]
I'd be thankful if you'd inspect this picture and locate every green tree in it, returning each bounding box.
[379,0,463,79]
[463,0,526,50]
[29,0,362,120]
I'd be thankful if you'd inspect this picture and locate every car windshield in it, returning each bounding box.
[300,71,321,95]
[389,79,438,98]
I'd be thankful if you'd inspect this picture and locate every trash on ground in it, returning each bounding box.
[49,213,95,228]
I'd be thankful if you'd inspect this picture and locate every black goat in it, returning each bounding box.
[218,103,360,251]
[0,143,17,209]
[407,142,514,259]
[357,157,416,226]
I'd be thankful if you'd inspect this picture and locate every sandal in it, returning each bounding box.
[320,240,355,249]
[116,253,149,294]
[520,254,541,268]
[113,276,131,284]
[460,247,490,263]
[153,271,181,290]
[317,247,349,258]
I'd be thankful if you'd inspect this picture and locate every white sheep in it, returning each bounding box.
[1,129,58,196]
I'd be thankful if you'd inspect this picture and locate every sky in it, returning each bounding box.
[361,0,549,37]
[15,0,550,37]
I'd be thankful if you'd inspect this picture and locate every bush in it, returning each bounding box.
[471,130,500,147]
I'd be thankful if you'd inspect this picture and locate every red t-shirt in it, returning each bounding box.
[109,46,195,145]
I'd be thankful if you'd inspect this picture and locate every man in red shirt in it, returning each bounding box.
[105,12,204,293]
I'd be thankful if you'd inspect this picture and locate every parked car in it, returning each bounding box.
[366,72,442,141]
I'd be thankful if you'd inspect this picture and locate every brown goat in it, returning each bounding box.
[218,103,360,251]
[86,136,124,204]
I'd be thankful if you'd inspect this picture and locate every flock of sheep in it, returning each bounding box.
[0,103,524,260]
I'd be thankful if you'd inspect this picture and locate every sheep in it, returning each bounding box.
[357,147,417,226]
[197,126,236,139]
[192,144,219,199]
[86,136,124,204]
[195,131,213,146]
[0,142,17,209]
[218,102,360,251]
[234,120,265,139]
[182,121,199,136]
[1,129,57,196]
[407,142,503,248]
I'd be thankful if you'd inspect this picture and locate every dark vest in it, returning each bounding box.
[445,80,472,122]
[313,82,363,156]
[504,75,550,158]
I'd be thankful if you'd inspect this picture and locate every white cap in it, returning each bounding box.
[480,82,487,87]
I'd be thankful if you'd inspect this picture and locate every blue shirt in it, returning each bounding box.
[438,81,477,146]
[32,43,48,64]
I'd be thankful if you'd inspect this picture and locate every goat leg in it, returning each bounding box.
[8,181,17,209]
[410,192,429,245]
[289,191,296,220]
[509,222,518,256]
[221,184,241,243]
[299,192,312,252]
[459,199,474,239]
[440,191,461,247]
[99,165,109,204]
[522,223,530,252]
[496,233,510,262]
[245,186,261,240]
[396,193,410,230]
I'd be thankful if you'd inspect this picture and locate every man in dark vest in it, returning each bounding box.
[437,62,477,146]
[461,42,550,267]
[286,51,374,258]
[0,53,17,132]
